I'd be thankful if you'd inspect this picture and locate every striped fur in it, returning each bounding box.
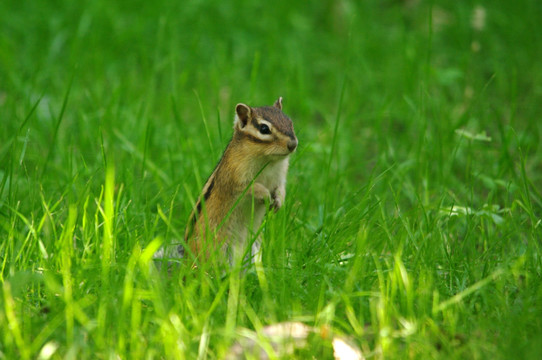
[182,98,297,264]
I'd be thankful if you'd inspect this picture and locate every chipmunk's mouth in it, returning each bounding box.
[267,152,290,159]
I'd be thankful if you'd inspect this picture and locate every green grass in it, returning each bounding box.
[1,0,542,358]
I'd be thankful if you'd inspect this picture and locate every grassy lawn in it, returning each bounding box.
[1,0,542,358]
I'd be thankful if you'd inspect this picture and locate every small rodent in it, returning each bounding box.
[183,97,297,265]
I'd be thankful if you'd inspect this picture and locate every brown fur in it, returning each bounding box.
[183,98,297,264]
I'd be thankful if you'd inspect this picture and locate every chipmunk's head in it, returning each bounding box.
[233,97,298,157]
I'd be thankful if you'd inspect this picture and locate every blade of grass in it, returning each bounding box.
[194,90,215,155]
[41,77,73,178]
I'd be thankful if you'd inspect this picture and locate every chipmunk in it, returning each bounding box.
[182,97,297,265]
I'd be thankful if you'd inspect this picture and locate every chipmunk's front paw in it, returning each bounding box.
[252,183,272,204]
[270,188,285,212]
[270,197,282,212]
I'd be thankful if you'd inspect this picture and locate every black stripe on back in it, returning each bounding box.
[195,200,202,217]
[204,178,215,201]
[190,175,215,229]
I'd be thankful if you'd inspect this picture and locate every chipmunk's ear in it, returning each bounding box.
[235,103,251,128]
[273,96,283,110]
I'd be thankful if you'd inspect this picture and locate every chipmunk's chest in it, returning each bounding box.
[256,158,289,189]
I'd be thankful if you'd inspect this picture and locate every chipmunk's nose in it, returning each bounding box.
[287,138,298,152]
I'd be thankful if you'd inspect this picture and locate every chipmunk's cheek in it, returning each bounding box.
[266,145,284,157]
[266,146,278,156]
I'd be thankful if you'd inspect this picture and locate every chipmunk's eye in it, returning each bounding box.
[259,123,271,135]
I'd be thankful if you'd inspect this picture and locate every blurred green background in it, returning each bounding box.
[1,0,542,358]
[2,0,541,200]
